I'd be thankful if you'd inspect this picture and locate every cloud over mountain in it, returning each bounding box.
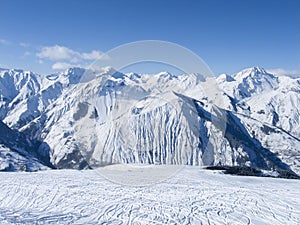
[36,45,109,70]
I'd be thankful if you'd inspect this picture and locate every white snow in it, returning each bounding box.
[0,167,299,224]
[1,66,300,175]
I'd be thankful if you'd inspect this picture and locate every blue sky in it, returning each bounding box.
[0,0,299,76]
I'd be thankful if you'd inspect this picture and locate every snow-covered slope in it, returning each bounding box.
[218,68,300,135]
[0,66,299,176]
[0,168,299,224]
[0,120,48,171]
[217,67,279,100]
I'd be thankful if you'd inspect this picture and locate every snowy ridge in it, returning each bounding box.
[0,66,299,175]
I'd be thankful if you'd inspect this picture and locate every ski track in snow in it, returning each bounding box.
[0,167,299,225]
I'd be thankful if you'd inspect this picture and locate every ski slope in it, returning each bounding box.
[0,166,299,224]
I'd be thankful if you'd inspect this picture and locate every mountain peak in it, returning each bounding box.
[61,67,86,84]
[126,72,141,80]
[235,66,265,75]
[252,66,267,74]
[233,66,277,81]
[217,73,235,82]
[1,66,300,176]
[157,71,172,76]
[63,67,85,76]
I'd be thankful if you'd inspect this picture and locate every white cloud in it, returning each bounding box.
[0,39,11,45]
[82,50,101,60]
[36,45,109,71]
[86,51,110,60]
[70,57,80,63]
[24,51,31,56]
[21,51,31,59]
[52,62,79,70]
[37,45,108,62]
[37,45,79,61]
[267,68,300,78]
[19,42,30,47]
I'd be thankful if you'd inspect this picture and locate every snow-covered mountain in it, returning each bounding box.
[0,66,299,176]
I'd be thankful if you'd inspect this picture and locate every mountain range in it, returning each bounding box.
[0,66,299,177]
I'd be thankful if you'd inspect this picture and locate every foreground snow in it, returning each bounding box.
[0,166,299,224]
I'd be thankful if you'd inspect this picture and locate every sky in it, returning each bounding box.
[0,0,299,76]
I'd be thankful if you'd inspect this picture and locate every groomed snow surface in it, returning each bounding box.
[0,166,299,224]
